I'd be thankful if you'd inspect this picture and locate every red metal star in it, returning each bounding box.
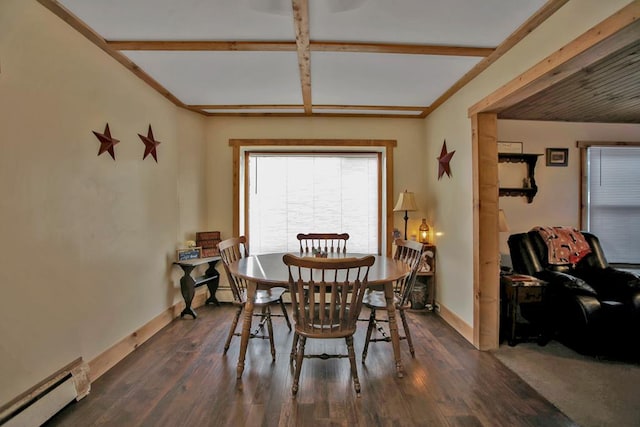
[92,124,119,160]
[437,140,455,180]
[138,125,161,162]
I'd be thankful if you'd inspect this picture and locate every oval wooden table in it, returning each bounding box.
[227,252,411,379]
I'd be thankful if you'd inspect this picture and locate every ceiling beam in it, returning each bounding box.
[107,40,493,57]
[192,104,425,111]
[292,0,312,114]
[107,41,298,51]
[311,42,492,57]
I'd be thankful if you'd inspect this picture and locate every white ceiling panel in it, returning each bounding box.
[311,52,482,106]
[122,51,303,105]
[59,0,295,40]
[309,0,547,46]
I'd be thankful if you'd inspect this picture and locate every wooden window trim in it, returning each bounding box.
[229,139,397,255]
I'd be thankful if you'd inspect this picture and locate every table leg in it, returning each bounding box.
[237,281,257,379]
[384,281,404,378]
[179,265,197,319]
[204,261,220,306]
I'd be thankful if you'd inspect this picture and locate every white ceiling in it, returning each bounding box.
[53,0,550,117]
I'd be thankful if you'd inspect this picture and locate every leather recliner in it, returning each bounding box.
[508,230,640,356]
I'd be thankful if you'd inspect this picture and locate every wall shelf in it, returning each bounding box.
[498,153,541,203]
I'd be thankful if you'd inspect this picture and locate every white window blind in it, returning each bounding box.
[586,147,640,263]
[247,153,379,255]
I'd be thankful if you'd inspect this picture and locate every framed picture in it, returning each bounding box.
[497,141,523,154]
[546,148,569,166]
[176,247,202,261]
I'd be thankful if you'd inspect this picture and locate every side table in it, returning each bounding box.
[173,256,221,319]
[501,274,548,346]
[414,244,436,310]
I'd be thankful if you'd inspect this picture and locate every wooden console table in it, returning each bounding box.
[173,256,221,318]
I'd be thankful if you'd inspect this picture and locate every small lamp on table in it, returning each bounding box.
[393,190,418,240]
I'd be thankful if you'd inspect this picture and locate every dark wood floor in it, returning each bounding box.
[45,305,576,427]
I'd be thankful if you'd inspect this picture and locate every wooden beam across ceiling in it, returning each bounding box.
[107,40,494,57]
[292,0,312,115]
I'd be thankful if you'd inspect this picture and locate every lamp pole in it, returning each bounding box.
[403,210,409,240]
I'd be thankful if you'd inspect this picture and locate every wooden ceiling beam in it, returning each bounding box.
[107,41,298,51]
[191,104,424,111]
[292,0,312,115]
[311,42,493,57]
[108,40,493,57]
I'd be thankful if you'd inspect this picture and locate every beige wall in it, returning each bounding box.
[0,0,207,404]
[423,0,633,328]
[204,117,429,241]
[498,120,640,256]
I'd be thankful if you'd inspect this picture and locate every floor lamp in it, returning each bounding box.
[393,191,418,240]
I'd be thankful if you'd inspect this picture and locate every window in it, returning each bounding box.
[229,139,397,256]
[247,153,379,254]
[583,145,640,264]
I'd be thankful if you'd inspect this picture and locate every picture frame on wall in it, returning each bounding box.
[497,141,523,154]
[546,148,569,166]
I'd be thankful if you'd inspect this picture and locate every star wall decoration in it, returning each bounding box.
[138,124,161,162]
[92,123,119,160]
[437,140,455,180]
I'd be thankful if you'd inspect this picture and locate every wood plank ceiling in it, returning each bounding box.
[500,36,640,123]
[38,0,572,118]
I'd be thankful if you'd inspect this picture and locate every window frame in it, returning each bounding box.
[578,140,640,266]
[229,139,397,255]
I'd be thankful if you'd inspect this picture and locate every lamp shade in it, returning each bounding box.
[498,209,510,232]
[393,191,417,212]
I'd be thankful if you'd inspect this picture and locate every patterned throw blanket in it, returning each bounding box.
[533,226,592,266]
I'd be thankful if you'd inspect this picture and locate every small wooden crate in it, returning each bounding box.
[196,231,221,256]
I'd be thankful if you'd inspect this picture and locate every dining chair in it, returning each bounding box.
[218,236,291,361]
[297,233,350,255]
[361,239,424,362]
[283,253,375,397]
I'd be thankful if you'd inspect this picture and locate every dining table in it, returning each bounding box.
[226,252,411,379]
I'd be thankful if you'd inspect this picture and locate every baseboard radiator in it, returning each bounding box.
[0,358,90,427]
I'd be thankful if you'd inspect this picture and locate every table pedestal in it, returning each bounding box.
[173,257,221,319]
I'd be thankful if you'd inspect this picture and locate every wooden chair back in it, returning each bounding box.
[296,233,350,255]
[393,239,425,307]
[218,236,250,304]
[283,254,374,337]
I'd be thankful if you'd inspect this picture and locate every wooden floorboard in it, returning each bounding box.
[44,305,577,427]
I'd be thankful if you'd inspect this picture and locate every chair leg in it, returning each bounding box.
[399,309,415,357]
[290,332,299,363]
[362,308,376,363]
[224,306,243,354]
[292,336,306,397]
[346,336,361,397]
[279,298,292,331]
[264,306,276,362]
